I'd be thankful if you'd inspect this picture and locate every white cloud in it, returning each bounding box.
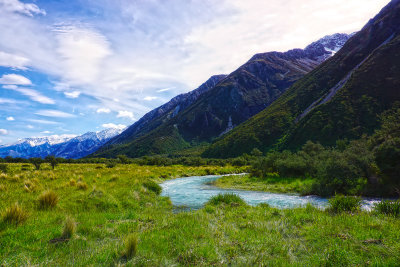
[6,116,14,121]
[157,87,174,93]
[0,129,8,135]
[40,131,52,134]
[117,110,135,120]
[54,25,112,85]
[27,124,34,129]
[97,108,111,114]
[0,0,46,17]
[28,119,59,125]
[0,74,32,85]
[35,110,76,118]
[0,51,29,70]
[3,86,55,104]
[64,91,81,98]
[144,96,158,101]
[102,123,127,130]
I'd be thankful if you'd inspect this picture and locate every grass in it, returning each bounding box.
[61,216,76,239]
[143,180,162,195]
[374,200,400,217]
[38,190,59,209]
[123,234,138,259]
[207,193,246,206]
[327,195,362,213]
[213,174,315,194]
[0,163,399,266]
[2,202,28,226]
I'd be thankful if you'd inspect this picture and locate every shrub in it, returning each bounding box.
[106,161,117,168]
[374,200,400,217]
[77,181,88,190]
[38,190,59,209]
[2,202,28,225]
[143,180,162,195]
[207,193,245,206]
[0,163,8,173]
[123,234,138,259]
[327,195,362,213]
[61,216,76,239]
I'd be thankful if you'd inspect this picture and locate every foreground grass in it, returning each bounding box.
[0,164,399,266]
[214,174,315,195]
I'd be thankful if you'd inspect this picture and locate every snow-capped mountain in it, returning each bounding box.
[0,128,125,159]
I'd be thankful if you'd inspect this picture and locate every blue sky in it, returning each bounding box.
[0,0,390,144]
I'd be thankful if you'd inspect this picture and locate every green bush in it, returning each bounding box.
[374,200,400,217]
[143,180,162,195]
[327,195,362,213]
[207,193,245,206]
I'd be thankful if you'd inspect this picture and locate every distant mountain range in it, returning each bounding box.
[0,128,124,159]
[93,33,352,158]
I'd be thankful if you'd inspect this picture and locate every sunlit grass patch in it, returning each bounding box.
[207,193,246,206]
[374,200,400,217]
[327,195,361,213]
[77,181,88,190]
[38,190,59,209]
[2,202,28,225]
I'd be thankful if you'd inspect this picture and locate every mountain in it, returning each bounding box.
[203,0,400,158]
[94,33,351,158]
[105,74,227,146]
[0,128,124,159]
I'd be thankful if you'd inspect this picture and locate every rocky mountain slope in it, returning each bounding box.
[94,33,351,158]
[204,0,400,158]
[0,128,124,159]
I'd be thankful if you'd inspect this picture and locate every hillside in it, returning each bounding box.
[203,0,400,158]
[94,33,351,158]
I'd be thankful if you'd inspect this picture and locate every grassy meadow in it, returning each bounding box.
[0,163,399,266]
[213,174,316,195]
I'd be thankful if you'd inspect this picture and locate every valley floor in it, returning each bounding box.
[0,164,399,266]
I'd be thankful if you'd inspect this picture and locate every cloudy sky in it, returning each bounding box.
[0,0,390,144]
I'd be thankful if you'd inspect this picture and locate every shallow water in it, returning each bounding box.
[160,174,382,211]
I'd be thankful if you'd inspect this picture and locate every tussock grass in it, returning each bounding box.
[69,179,76,186]
[61,216,76,239]
[38,190,59,209]
[76,181,88,190]
[207,193,246,206]
[2,202,28,225]
[374,200,400,217]
[123,234,138,259]
[143,180,162,195]
[327,195,361,213]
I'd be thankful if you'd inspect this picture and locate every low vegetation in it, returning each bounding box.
[0,163,399,266]
[37,190,59,209]
[327,195,362,213]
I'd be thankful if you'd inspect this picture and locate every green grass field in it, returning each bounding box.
[213,174,316,195]
[0,164,399,266]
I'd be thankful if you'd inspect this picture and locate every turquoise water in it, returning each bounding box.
[160,174,381,211]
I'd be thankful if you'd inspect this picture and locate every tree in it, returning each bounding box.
[30,158,43,170]
[45,155,59,170]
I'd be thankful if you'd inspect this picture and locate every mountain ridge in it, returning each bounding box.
[93,33,351,158]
